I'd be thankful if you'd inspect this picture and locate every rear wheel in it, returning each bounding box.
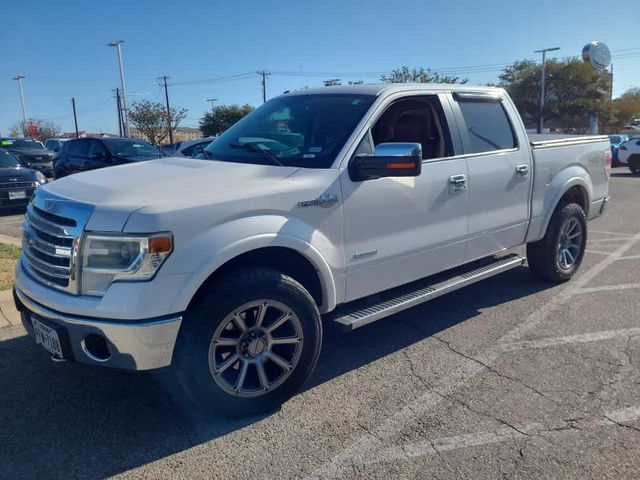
[526,202,587,282]
[173,268,322,417]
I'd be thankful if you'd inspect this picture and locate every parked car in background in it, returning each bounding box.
[618,137,640,174]
[609,134,629,167]
[161,137,217,158]
[44,138,70,153]
[0,138,54,177]
[54,137,161,178]
[0,149,47,208]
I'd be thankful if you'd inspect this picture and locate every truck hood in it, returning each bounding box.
[44,157,303,231]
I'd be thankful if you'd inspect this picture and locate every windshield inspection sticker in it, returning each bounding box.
[308,147,322,153]
[303,153,316,159]
[1,140,13,145]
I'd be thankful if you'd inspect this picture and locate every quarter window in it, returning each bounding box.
[457,100,516,154]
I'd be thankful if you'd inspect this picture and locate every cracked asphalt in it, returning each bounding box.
[1,168,639,479]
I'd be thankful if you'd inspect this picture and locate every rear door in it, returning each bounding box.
[68,139,89,174]
[85,140,111,171]
[450,92,532,261]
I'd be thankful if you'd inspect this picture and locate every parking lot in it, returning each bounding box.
[0,168,638,479]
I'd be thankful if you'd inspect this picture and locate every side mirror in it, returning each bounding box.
[350,142,422,181]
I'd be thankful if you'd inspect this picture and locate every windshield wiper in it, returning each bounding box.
[229,142,284,167]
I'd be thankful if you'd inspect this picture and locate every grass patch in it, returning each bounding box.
[0,243,21,291]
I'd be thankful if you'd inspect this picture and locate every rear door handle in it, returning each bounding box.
[449,174,467,192]
[515,164,530,176]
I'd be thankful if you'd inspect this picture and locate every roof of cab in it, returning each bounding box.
[281,83,504,97]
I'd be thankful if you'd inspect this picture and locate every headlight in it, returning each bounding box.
[80,233,173,296]
[35,172,47,185]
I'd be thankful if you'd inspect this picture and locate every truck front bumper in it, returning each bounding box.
[14,286,182,371]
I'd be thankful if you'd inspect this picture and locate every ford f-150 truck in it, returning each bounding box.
[14,84,611,416]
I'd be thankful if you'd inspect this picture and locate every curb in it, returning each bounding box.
[0,288,20,327]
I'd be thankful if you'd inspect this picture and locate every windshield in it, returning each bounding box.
[0,150,21,168]
[103,139,159,158]
[0,138,43,149]
[204,94,375,168]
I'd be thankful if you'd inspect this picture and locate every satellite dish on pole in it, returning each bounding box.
[582,41,611,70]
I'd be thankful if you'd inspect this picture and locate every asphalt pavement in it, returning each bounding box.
[1,168,639,479]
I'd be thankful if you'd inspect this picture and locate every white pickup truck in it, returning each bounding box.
[14,84,610,416]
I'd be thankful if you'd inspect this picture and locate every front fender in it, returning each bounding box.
[526,164,592,242]
[162,215,340,314]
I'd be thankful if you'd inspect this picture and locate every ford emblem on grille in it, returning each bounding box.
[9,178,18,182]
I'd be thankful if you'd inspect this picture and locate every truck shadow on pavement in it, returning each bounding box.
[0,266,551,479]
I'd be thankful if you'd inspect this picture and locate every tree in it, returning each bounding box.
[128,100,187,146]
[499,58,611,132]
[7,119,61,141]
[610,89,640,131]
[199,104,254,137]
[381,67,468,84]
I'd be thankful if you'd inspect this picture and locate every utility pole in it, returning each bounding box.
[159,75,174,144]
[257,70,270,103]
[71,98,79,138]
[114,88,123,136]
[207,98,218,112]
[609,63,614,101]
[534,47,560,134]
[12,76,28,137]
[108,40,130,137]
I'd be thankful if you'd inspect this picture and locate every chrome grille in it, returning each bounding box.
[0,182,36,189]
[21,190,93,294]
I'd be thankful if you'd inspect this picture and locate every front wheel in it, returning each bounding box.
[173,268,322,417]
[526,202,587,282]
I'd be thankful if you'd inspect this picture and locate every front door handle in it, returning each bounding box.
[515,164,530,176]
[449,174,467,192]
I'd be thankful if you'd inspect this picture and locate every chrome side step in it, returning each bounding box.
[332,254,526,331]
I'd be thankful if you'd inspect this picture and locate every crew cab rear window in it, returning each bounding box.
[456,98,516,154]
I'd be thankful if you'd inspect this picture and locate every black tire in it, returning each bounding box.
[526,202,587,283]
[173,267,322,418]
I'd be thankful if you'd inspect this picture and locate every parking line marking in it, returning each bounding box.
[575,283,640,294]
[358,405,640,467]
[585,249,611,256]
[618,255,640,261]
[500,327,640,353]
[307,233,640,480]
[590,230,637,237]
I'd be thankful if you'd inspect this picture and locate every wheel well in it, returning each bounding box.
[558,185,588,215]
[191,247,324,308]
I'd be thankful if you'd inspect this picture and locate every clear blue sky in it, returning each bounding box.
[2,0,638,135]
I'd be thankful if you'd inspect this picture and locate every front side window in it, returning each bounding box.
[370,96,453,160]
[457,99,516,154]
[204,94,376,168]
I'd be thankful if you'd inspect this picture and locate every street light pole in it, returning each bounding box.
[108,40,130,137]
[534,47,560,134]
[159,76,174,144]
[71,97,79,138]
[12,76,28,137]
[207,98,218,112]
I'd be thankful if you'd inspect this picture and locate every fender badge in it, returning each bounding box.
[298,193,339,208]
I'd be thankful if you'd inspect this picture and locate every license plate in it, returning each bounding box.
[32,317,63,358]
[8,191,26,200]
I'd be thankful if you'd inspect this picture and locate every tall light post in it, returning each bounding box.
[108,40,130,137]
[534,47,560,134]
[12,76,28,137]
[207,98,219,112]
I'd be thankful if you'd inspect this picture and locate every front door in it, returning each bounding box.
[341,94,469,302]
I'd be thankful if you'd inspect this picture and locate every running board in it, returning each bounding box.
[332,254,526,331]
